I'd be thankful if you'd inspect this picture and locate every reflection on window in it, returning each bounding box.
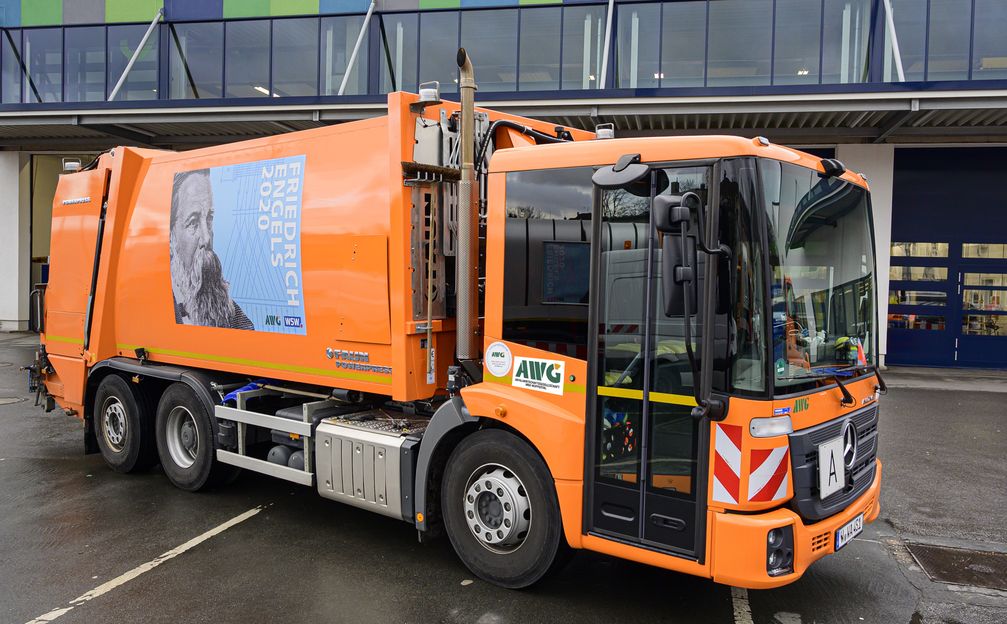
[616,3,661,89]
[518,7,561,91]
[707,0,772,86]
[889,289,946,306]
[774,0,822,85]
[890,266,948,281]
[964,273,1007,287]
[421,12,459,93]
[882,0,926,82]
[964,289,1006,311]
[169,22,223,99]
[25,28,62,103]
[65,27,105,102]
[928,0,971,81]
[562,6,605,90]
[973,0,1007,80]
[1,29,21,104]
[963,243,1007,259]
[891,242,949,257]
[225,20,269,98]
[321,16,367,96]
[461,9,518,92]
[660,1,706,87]
[962,314,1007,336]
[823,0,872,84]
[108,25,158,101]
[888,313,945,330]
[377,13,418,93]
[273,18,319,97]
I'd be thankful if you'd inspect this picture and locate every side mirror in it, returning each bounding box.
[592,153,650,190]
[653,194,691,234]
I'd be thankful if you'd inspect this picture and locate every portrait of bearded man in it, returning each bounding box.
[169,169,253,330]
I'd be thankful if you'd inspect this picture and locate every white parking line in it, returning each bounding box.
[25,506,262,624]
[731,586,755,624]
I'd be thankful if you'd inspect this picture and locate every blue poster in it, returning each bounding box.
[168,156,308,335]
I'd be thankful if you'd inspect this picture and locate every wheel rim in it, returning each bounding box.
[165,406,199,469]
[101,396,128,453]
[463,463,532,554]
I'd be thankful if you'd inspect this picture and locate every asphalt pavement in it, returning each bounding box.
[0,332,1004,624]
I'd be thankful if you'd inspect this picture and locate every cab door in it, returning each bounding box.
[586,166,711,557]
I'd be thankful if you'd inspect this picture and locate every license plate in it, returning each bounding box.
[818,436,845,499]
[835,513,864,551]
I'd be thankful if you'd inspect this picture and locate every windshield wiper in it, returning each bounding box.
[831,363,888,395]
[777,369,855,406]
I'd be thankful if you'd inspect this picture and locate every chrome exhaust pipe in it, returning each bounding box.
[456,48,478,361]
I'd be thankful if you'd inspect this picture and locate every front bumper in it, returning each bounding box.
[710,459,882,589]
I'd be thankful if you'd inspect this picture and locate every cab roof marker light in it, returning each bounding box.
[750,416,793,438]
[755,136,770,146]
[595,123,615,140]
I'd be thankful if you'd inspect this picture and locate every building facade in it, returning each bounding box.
[1,0,1005,368]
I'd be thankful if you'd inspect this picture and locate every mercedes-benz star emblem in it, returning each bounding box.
[842,421,858,469]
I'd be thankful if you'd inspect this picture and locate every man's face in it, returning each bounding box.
[172,174,214,276]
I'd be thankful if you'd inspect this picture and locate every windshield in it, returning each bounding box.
[760,160,876,392]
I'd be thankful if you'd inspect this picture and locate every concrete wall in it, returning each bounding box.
[836,144,895,367]
[0,152,30,331]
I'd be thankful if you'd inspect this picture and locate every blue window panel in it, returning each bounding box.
[24,27,62,102]
[108,23,159,100]
[319,0,370,14]
[0,0,20,27]
[165,0,224,21]
[64,26,106,101]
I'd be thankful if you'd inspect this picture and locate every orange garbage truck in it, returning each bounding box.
[28,50,884,589]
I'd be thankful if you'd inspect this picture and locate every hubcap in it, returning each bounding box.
[463,464,532,553]
[166,406,199,469]
[101,397,127,453]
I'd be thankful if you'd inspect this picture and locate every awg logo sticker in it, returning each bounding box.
[512,356,565,396]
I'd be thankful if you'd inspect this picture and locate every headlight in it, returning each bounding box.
[750,415,793,438]
[767,525,795,576]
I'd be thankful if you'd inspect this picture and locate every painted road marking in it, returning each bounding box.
[25,506,263,624]
[731,586,754,624]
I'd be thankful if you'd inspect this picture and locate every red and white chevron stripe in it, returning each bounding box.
[712,423,742,505]
[747,446,790,503]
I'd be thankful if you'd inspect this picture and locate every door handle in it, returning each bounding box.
[650,513,686,532]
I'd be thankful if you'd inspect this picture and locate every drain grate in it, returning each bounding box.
[907,543,1007,591]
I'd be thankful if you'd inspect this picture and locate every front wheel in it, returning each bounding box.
[442,429,569,588]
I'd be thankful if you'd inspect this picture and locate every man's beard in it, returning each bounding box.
[171,248,235,327]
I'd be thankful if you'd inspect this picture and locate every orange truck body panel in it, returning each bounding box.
[40,91,880,589]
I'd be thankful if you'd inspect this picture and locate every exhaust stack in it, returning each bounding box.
[456,48,478,362]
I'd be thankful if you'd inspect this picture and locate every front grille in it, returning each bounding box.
[788,404,879,523]
[811,531,831,552]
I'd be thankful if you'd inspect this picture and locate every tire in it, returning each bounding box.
[93,374,157,473]
[155,382,235,491]
[442,429,569,588]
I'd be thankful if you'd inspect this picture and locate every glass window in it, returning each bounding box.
[973,0,1007,80]
[963,243,1007,258]
[927,0,971,81]
[891,241,949,257]
[707,0,772,87]
[823,0,872,84]
[518,7,560,91]
[882,0,926,82]
[774,0,822,85]
[24,28,62,102]
[964,289,1007,311]
[225,20,270,98]
[889,289,947,306]
[660,1,706,88]
[273,18,319,97]
[108,24,158,101]
[1,29,22,104]
[420,11,459,93]
[890,266,949,281]
[321,16,367,96]
[503,167,595,349]
[962,314,1007,336]
[169,22,224,99]
[964,273,1007,287]
[888,313,945,330]
[562,5,605,90]
[377,12,418,93]
[616,2,661,89]
[461,9,517,93]
[64,27,106,102]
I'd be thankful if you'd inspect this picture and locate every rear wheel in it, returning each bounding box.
[155,383,235,491]
[93,374,156,473]
[442,429,568,588]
